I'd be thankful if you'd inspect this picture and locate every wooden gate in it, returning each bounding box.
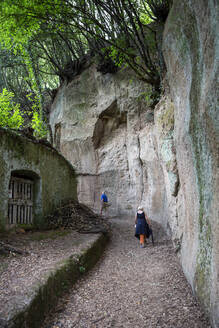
[8,177,34,225]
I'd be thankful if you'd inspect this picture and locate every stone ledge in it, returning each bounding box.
[1,232,109,328]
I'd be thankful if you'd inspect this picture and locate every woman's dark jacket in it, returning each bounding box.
[135,212,150,238]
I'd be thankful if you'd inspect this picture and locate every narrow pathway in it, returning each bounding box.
[42,219,210,328]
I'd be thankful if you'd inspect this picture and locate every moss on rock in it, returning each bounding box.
[157,98,174,136]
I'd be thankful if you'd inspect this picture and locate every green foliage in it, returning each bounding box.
[79,266,86,273]
[31,111,48,138]
[137,85,161,108]
[108,46,127,68]
[139,3,154,24]
[0,88,47,138]
[0,88,24,129]
[0,0,172,115]
[140,13,152,25]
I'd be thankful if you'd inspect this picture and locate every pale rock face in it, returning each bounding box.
[50,67,176,229]
[163,0,219,326]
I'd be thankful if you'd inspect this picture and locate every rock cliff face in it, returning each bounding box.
[49,0,218,325]
[163,0,218,326]
[50,67,177,233]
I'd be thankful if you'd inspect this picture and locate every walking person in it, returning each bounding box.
[135,206,151,248]
[100,191,108,216]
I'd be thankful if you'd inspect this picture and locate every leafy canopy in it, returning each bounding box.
[0,0,171,85]
[0,0,172,135]
[0,88,24,129]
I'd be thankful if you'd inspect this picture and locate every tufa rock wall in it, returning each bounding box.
[163,0,219,326]
[49,66,177,233]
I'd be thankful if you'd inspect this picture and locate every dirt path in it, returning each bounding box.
[42,218,210,328]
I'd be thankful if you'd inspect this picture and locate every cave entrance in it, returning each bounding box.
[8,170,40,225]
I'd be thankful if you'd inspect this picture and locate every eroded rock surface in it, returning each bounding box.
[50,67,176,235]
[163,0,219,326]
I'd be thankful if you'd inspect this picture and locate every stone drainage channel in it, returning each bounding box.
[0,232,108,328]
[41,219,210,328]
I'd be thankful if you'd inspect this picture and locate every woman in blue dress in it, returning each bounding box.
[135,206,151,248]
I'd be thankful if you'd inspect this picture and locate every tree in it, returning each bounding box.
[0,0,172,122]
[0,0,171,82]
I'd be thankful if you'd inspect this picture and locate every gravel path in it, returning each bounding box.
[42,218,210,328]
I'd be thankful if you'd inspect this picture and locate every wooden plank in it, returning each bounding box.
[13,204,17,224]
[8,204,13,224]
[25,206,28,224]
[27,206,29,224]
[29,206,32,224]
[16,205,19,224]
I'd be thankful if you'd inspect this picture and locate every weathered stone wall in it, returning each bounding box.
[163,0,219,326]
[0,128,77,230]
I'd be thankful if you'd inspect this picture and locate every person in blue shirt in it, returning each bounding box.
[100,191,108,216]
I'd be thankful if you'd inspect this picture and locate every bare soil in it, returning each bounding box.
[41,218,210,328]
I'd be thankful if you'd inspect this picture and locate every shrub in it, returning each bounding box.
[0,88,24,129]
